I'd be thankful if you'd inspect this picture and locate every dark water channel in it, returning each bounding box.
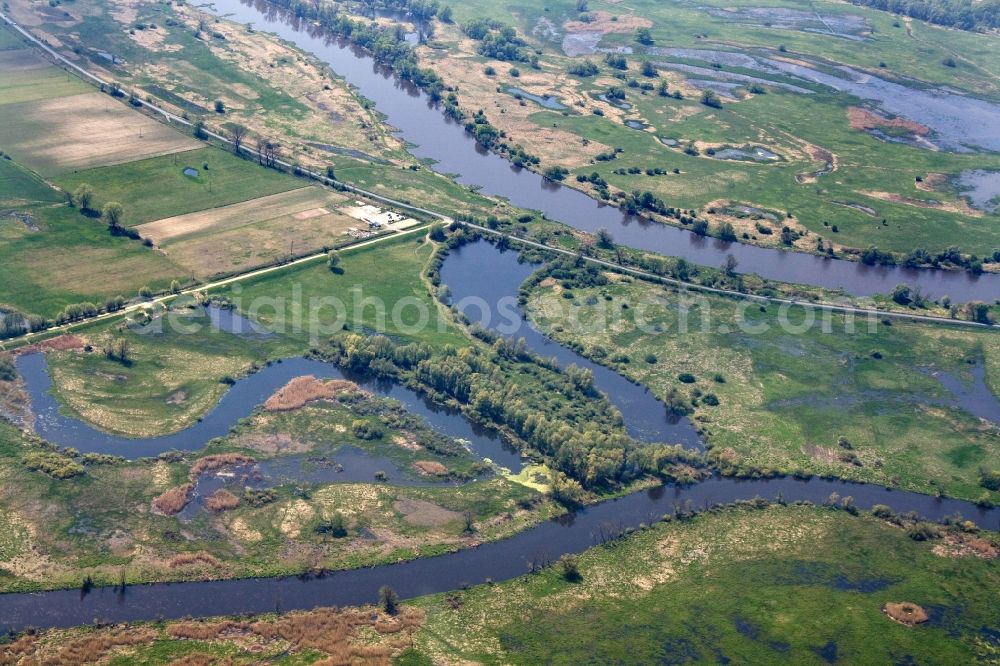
[201,0,1000,300]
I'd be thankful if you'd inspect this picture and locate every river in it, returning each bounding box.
[3,242,998,632]
[201,0,1000,301]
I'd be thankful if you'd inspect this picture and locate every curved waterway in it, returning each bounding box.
[0,474,994,632]
[204,0,1000,300]
[16,354,524,472]
[5,243,999,631]
[440,240,702,447]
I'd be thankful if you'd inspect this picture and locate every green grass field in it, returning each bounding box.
[413,504,1000,663]
[41,236,464,435]
[56,147,304,225]
[215,235,468,348]
[425,0,1000,258]
[527,270,1000,501]
[0,154,61,206]
[0,204,187,319]
[0,48,90,106]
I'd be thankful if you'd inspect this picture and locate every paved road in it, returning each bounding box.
[0,12,990,339]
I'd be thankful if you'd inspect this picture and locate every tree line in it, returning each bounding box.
[849,0,1000,32]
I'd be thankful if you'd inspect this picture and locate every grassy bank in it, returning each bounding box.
[526,263,1000,501]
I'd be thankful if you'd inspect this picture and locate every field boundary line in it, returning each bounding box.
[0,12,991,336]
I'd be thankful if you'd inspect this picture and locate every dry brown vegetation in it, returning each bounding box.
[204,489,241,512]
[264,375,361,412]
[251,606,424,663]
[413,460,448,476]
[562,10,652,34]
[189,454,256,479]
[883,601,929,625]
[931,532,999,559]
[41,627,158,665]
[167,551,222,570]
[1,605,423,665]
[152,483,194,515]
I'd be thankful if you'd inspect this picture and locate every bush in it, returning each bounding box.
[0,355,15,382]
[352,420,384,440]
[645,353,658,364]
[559,554,582,581]
[23,451,85,479]
[678,372,696,383]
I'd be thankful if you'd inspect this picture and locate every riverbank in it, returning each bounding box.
[0,501,995,659]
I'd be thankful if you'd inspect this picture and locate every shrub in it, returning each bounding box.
[352,419,384,440]
[23,451,85,478]
[559,554,582,581]
[678,372,696,383]
[0,355,15,382]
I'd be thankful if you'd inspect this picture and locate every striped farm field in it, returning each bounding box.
[0,91,199,176]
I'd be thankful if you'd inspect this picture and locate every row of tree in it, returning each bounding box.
[318,330,695,490]
[849,0,1000,31]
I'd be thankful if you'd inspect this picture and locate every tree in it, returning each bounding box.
[327,249,342,273]
[964,301,993,324]
[890,284,912,305]
[717,222,737,242]
[170,280,181,294]
[641,61,657,77]
[559,554,581,582]
[438,5,453,22]
[73,183,95,211]
[378,585,399,615]
[595,227,614,248]
[635,27,653,45]
[214,99,226,114]
[429,222,446,242]
[576,0,588,11]
[700,90,722,108]
[102,201,125,229]
[228,123,248,154]
[721,254,738,276]
[104,337,130,363]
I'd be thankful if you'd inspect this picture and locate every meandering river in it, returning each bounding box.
[4,242,998,632]
[202,0,1000,301]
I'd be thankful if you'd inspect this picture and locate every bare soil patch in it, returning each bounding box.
[264,375,362,412]
[883,602,929,625]
[859,190,981,216]
[848,106,930,136]
[394,497,462,527]
[0,92,199,175]
[563,11,652,34]
[413,460,449,476]
[931,532,998,559]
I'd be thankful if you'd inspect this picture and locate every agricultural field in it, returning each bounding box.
[2,0,1000,659]
[527,262,1000,501]
[0,47,89,105]
[404,0,1000,262]
[0,203,187,321]
[136,186,372,277]
[0,91,199,176]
